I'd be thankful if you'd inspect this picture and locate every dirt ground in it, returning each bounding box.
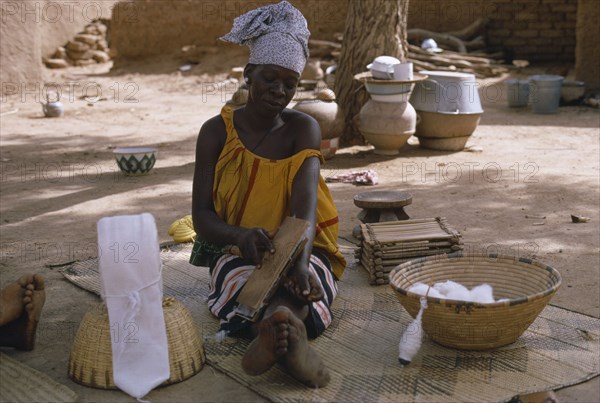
[0,53,599,402]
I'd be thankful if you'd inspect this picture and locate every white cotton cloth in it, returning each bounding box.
[97,213,170,399]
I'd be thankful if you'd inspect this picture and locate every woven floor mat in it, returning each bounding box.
[0,353,78,403]
[61,243,600,403]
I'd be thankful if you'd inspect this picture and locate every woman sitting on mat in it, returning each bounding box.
[189,1,345,388]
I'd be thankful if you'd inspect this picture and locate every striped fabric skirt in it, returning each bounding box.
[207,249,338,339]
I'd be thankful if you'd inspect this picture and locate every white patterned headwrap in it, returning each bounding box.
[219,1,310,75]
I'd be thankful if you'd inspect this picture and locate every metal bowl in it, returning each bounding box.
[354,72,427,95]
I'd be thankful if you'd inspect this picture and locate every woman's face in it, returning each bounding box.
[245,64,299,114]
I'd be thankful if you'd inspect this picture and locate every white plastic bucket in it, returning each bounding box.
[529,75,564,114]
[505,79,530,107]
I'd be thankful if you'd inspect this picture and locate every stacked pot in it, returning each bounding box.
[292,89,344,160]
[410,71,484,151]
[355,57,420,156]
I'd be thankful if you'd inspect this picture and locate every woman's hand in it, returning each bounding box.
[237,228,276,266]
[283,263,324,304]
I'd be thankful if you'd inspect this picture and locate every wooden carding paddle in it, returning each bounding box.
[235,216,310,321]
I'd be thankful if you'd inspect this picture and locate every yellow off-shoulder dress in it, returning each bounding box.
[191,105,346,279]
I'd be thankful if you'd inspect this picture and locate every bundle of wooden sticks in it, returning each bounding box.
[309,18,508,78]
[355,217,463,285]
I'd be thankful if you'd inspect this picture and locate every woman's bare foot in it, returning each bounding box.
[241,306,330,387]
[242,307,290,375]
[284,307,330,388]
[0,273,46,350]
[0,274,33,325]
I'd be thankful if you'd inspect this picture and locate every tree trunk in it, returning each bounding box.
[336,0,409,146]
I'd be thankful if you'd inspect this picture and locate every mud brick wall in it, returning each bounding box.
[111,0,578,63]
[1,1,117,94]
[1,4,43,87]
[1,0,589,91]
[486,0,577,62]
[575,0,599,90]
[110,0,348,59]
[408,0,578,62]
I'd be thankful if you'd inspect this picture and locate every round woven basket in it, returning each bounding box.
[389,253,561,350]
[68,298,205,389]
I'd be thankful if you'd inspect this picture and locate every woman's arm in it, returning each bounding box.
[286,112,323,301]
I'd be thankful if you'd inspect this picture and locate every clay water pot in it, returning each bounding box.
[292,96,343,140]
[414,110,482,151]
[225,84,249,110]
[357,100,417,155]
[231,85,249,105]
[301,59,324,81]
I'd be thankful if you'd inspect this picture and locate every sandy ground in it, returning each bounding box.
[0,56,599,402]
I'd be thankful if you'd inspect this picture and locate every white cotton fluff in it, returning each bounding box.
[399,282,503,366]
[469,284,496,303]
[398,296,427,366]
[433,280,471,301]
[207,330,229,343]
[416,280,503,303]
[407,282,444,298]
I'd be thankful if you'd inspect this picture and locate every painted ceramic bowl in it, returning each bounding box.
[113,147,158,175]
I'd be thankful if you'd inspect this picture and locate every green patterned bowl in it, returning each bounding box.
[113,147,158,175]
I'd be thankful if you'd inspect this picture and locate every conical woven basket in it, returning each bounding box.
[389,253,561,350]
[68,298,205,389]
